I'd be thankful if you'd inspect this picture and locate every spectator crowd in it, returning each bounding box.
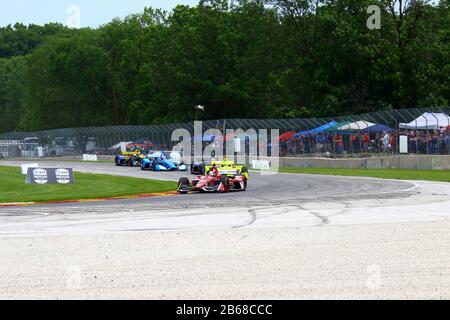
[281,127,450,157]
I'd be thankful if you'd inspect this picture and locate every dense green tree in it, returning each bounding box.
[19,30,111,130]
[0,56,25,132]
[0,23,67,58]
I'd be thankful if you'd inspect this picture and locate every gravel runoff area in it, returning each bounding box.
[0,161,449,299]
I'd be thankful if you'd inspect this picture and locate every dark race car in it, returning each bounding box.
[115,151,145,167]
[190,160,207,175]
[177,165,247,194]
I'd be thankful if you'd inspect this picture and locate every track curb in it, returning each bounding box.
[0,191,178,207]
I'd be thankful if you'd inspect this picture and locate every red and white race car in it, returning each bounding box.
[177,165,247,194]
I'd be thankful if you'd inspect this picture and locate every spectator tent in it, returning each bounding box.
[399,112,450,130]
[294,121,341,137]
[361,124,395,133]
[294,121,358,137]
[336,121,376,131]
[294,121,337,137]
[279,131,296,142]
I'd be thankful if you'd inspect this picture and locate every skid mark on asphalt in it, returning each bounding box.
[232,209,257,229]
[309,212,329,226]
[292,203,348,226]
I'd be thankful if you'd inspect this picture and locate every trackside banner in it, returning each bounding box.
[25,168,75,185]
[83,154,98,161]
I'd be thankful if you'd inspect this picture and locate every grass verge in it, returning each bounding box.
[279,167,450,183]
[0,166,176,203]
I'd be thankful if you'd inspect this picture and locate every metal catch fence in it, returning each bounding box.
[0,108,449,159]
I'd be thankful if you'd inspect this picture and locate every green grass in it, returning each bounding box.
[279,167,450,183]
[0,166,177,203]
[0,159,113,164]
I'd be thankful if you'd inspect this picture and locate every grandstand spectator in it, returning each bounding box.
[389,133,397,154]
[298,137,305,154]
[408,130,417,153]
[334,133,344,154]
[362,132,370,153]
[381,131,389,152]
[445,132,449,154]
[350,133,357,153]
[315,134,324,156]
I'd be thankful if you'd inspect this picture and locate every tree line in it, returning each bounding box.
[0,0,449,133]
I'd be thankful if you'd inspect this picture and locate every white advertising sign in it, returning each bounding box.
[82,154,98,161]
[399,135,408,154]
[251,160,270,170]
[25,168,75,184]
[21,163,39,175]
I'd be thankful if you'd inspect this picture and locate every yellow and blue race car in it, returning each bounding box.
[114,150,146,167]
[191,158,249,179]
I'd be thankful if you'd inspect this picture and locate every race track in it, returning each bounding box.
[0,160,449,299]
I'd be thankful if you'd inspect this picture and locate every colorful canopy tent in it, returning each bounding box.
[336,121,376,131]
[294,121,337,137]
[361,124,395,133]
[279,131,296,142]
[294,121,356,137]
[399,112,450,130]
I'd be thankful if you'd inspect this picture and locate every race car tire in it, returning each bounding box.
[190,164,198,175]
[199,163,206,175]
[178,177,190,194]
[131,157,140,167]
[179,177,190,185]
[115,157,121,166]
[152,159,158,171]
[232,175,247,191]
[220,176,229,193]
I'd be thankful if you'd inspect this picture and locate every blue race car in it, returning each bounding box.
[141,151,188,171]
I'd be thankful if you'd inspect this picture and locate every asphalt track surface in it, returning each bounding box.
[0,160,417,208]
[0,161,420,232]
[0,160,449,299]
